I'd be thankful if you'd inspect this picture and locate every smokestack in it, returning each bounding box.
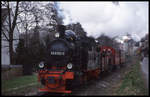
[57,25,66,38]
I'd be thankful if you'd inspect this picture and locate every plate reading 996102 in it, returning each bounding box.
[51,51,65,56]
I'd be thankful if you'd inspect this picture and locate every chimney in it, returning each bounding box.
[57,25,66,38]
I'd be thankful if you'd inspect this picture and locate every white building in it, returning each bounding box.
[1,8,20,65]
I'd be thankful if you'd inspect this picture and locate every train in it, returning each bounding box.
[38,25,126,94]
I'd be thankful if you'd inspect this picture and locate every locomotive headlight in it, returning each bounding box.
[55,33,60,38]
[39,62,44,68]
[67,63,73,69]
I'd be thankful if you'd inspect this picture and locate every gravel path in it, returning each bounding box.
[70,62,131,96]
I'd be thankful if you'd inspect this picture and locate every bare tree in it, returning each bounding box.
[17,2,33,47]
[1,1,20,64]
[17,1,46,47]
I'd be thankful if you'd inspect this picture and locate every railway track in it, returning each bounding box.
[37,63,129,96]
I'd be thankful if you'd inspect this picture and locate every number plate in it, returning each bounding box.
[51,51,65,56]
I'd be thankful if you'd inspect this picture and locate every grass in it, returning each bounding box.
[2,74,39,93]
[116,56,148,95]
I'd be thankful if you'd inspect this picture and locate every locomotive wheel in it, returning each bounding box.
[118,64,121,69]
[84,75,87,85]
[113,65,117,71]
[80,75,87,85]
[109,64,113,72]
[120,63,124,67]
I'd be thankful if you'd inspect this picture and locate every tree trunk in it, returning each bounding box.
[9,38,14,64]
[8,1,19,64]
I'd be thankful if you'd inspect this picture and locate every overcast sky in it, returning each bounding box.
[58,1,149,41]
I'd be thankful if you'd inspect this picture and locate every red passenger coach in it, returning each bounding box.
[100,46,125,71]
[100,46,116,72]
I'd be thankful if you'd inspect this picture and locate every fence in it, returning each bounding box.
[1,65,23,80]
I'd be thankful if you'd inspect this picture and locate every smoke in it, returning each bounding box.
[54,2,65,25]
[58,2,148,41]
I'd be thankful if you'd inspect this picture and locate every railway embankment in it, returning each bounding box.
[114,56,148,95]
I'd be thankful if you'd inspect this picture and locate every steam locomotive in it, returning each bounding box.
[38,25,125,94]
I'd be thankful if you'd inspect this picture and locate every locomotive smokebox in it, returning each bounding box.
[57,25,66,38]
